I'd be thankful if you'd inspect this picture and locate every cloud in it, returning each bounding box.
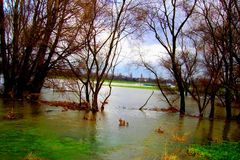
[119,38,167,65]
[115,37,169,78]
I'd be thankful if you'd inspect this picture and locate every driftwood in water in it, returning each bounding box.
[119,118,129,127]
[139,91,154,110]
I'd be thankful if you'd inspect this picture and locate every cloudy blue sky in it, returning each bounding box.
[115,34,169,79]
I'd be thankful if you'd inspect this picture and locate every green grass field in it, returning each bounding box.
[109,84,158,90]
[105,79,153,84]
[104,80,159,90]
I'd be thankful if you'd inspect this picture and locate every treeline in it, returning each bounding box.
[47,69,156,83]
[0,0,140,112]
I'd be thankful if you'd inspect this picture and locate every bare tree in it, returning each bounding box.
[65,0,139,112]
[0,0,80,99]
[144,0,197,115]
[140,57,178,108]
[197,0,240,119]
[178,33,207,117]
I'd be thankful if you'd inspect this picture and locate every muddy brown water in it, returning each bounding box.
[0,87,239,160]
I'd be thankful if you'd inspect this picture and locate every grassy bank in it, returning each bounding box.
[106,80,177,91]
[45,78,172,91]
[105,79,154,84]
[187,141,240,160]
[104,80,159,90]
[109,84,159,90]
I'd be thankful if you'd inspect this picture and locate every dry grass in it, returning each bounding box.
[162,154,178,160]
[150,107,179,113]
[3,111,17,120]
[39,100,89,111]
[23,153,46,160]
[155,127,164,134]
[172,134,186,142]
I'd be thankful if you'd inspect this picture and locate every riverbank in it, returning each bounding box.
[188,141,240,160]
[104,80,171,90]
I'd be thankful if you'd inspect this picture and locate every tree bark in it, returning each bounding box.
[173,62,185,115]
[209,94,215,120]
[92,92,99,112]
[28,66,48,96]
[179,84,185,115]
[85,83,91,110]
[225,87,232,120]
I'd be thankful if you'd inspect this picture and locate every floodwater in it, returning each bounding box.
[0,87,239,160]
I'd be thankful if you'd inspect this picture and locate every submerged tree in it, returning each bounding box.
[143,0,197,115]
[197,0,240,119]
[65,0,140,112]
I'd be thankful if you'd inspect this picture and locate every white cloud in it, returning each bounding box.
[114,37,170,78]
[119,38,167,65]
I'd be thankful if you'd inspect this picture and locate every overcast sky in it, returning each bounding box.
[115,33,169,78]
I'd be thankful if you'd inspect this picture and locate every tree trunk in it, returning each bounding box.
[172,57,185,115]
[92,91,99,112]
[85,83,90,105]
[209,94,215,120]
[225,87,232,120]
[184,83,189,96]
[30,76,45,94]
[15,78,25,99]
[3,79,14,98]
[176,75,185,115]
[225,5,234,120]
[198,101,204,118]
[28,68,48,100]
[179,88,185,115]
[84,82,91,110]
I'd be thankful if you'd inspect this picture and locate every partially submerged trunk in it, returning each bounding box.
[179,87,185,116]
[173,64,185,115]
[91,87,100,112]
[225,88,232,120]
[209,94,215,120]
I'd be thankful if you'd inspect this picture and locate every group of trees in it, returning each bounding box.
[0,0,239,119]
[0,0,77,98]
[141,0,240,119]
[64,0,140,112]
[0,0,140,111]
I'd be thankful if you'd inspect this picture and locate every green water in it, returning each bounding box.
[0,88,239,160]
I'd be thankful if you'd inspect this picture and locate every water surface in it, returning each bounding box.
[0,87,239,159]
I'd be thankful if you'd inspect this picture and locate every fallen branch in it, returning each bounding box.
[139,91,154,110]
[150,106,179,113]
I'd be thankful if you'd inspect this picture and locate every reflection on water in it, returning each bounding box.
[223,121,231,141]
[0,87,239,160]
[207,121,214,141]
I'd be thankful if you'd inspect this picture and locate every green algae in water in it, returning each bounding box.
[187,142,240,160]
[0,124,104,160]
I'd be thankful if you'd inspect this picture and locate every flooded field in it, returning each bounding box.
[0,87,239,160]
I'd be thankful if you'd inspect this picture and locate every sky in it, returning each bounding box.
[115,34,169,79]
